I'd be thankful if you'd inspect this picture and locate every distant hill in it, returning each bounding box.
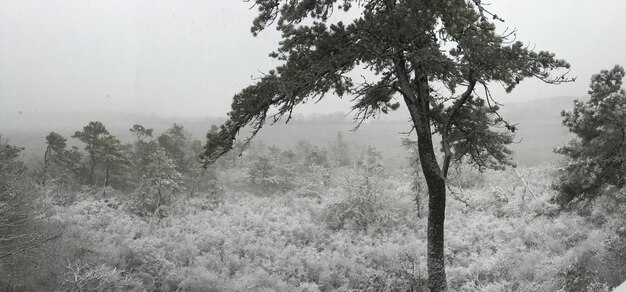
[0,96,582,166]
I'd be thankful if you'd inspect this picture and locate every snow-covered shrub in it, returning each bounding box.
[62,260,142,292]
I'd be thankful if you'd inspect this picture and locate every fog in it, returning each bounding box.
[3,2,626,290]
[1,0,625,119]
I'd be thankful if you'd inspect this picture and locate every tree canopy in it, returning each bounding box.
[129,124,154,144]
[203,0,570,168]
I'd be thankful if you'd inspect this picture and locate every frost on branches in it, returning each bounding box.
[555,65,626,206]
[133,146,184,216]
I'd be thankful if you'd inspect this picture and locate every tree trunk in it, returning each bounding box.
[156,183,162,209]
[421,151,447,292]
[395,59,448,291]
[104,160,110,187]
[415,175,421,218]
[89,150,96,186]
[412,110,447,292]
[42,146,51,187]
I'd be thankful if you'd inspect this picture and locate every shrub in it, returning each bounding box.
[0,138,59,290]
[322,148,402,231]
[248,154,294,195]
[62,260,142,292]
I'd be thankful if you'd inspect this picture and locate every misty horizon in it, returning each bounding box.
[2,0,625,118]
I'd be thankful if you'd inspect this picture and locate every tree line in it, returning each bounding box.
[40,122,215,214]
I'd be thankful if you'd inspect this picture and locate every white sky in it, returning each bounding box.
[1,0,625,117]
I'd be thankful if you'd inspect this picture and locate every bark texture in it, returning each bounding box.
[396,59,447,291]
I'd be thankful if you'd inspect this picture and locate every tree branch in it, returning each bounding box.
[441,70,477,179]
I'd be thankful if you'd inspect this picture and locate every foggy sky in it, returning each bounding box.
[1,0,625,118]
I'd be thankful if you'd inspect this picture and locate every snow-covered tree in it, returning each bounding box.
[99,135,133,190]
[135,146,183,215]
[555,65,626,206]
[201,1,572,288]
[72,121,109,185]
[42,131,68,187]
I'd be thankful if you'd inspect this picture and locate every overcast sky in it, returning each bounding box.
[1,0,625,118]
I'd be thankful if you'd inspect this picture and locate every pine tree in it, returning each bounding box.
[129,124,154,178]
[202,1,572,289]
[555,65,626,206]
[138,146,183,214]
[72,121,109,185]
[99,135,133,190]
[42,131,68,187]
